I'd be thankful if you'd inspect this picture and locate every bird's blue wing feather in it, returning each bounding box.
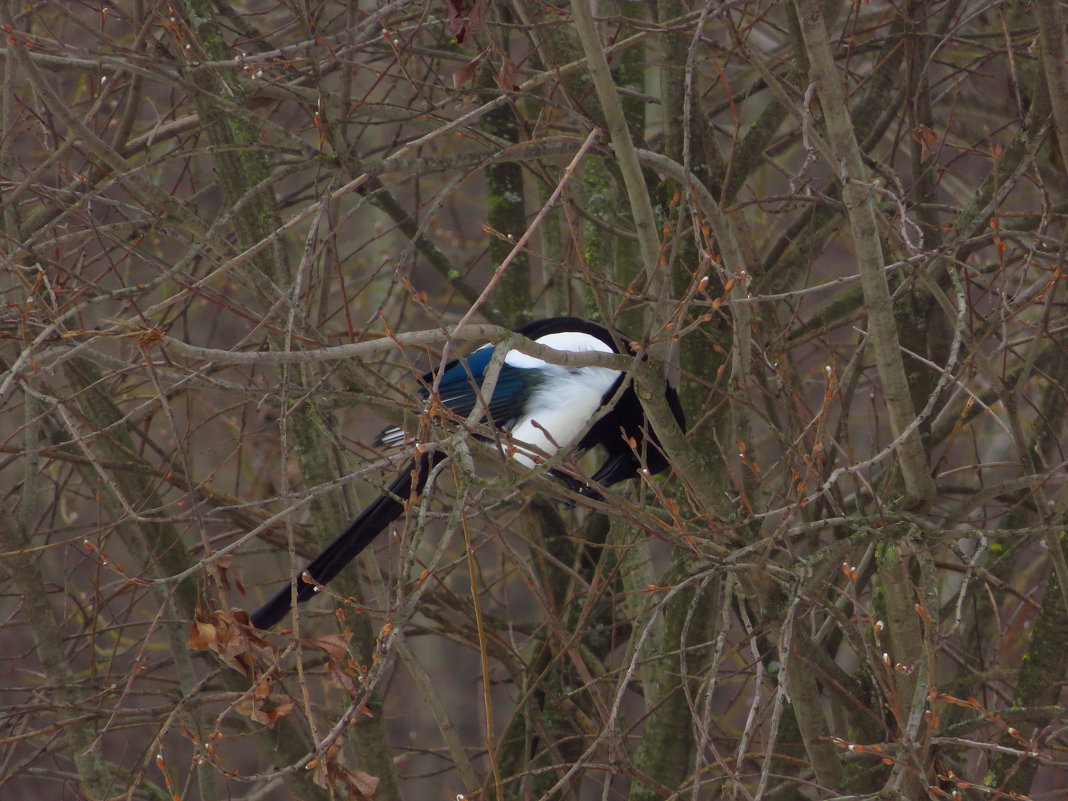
[427,345,536,425]
[375,346,538,447]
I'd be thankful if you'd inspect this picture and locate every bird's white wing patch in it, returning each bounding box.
[504,331,613,369]
[505,331,620,466]
[379,331,620,465]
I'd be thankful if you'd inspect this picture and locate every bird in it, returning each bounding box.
[249,316,685,630]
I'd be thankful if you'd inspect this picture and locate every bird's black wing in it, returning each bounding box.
[578,376,686,494]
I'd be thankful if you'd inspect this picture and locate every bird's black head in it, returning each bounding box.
[516,317,626,354]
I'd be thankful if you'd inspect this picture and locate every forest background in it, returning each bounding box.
[1,1,1066,800]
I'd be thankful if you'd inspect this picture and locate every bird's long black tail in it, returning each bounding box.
[250,451,445,629]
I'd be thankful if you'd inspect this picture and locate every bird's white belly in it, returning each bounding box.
[507,364,619,467]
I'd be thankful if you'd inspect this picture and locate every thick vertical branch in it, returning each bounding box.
[793,0,935,507]
[57,358,321,801]
[1034,2,1068,171]
[789,633,845,789]
[177,3,402,798]
[0,515,113,800]
[987,346,1068,795]
[480,27,532,326]
[987,533,1068,794]
[570,2,667,332]
[628,568,717,801]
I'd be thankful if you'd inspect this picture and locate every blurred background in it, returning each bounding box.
[1,1,1066,799]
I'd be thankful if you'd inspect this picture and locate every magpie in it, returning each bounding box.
[249,317,684,630]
